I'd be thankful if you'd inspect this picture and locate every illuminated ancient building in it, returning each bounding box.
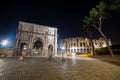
[14,21,58,56]
[59,37,111,55]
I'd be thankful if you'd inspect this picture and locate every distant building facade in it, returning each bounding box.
[13,21,57,56]
[59,37,111,55]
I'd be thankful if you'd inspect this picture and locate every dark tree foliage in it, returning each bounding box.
[82,0,120,56]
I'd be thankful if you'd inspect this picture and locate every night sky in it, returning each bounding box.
[0,0,120,47]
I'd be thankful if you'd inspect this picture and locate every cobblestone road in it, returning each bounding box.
[0,56,120,80]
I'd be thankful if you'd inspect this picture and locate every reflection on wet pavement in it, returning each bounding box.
[0,57,120,80]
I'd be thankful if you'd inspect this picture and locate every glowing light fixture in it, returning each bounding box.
[72,53,75,55]
[2,40,8,46]
[72,47,75,49]
[103,44,107,47]
[62,47,65,50]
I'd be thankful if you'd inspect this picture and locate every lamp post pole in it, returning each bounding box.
[62,47,65,62]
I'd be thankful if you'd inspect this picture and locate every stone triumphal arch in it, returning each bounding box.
[13,21,57,56]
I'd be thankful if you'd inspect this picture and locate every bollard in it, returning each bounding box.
[62,57,66,63]
[49,55,52,60]
[19,56,24,60]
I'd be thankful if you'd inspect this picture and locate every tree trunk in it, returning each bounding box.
[98,29,114,56]
[89,30,96,56]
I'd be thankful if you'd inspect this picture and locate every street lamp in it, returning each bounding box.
[2,39,9,48]
[62,46,65,62]
[62,46,65,50]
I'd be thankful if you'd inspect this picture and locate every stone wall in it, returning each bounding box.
[13,21,58,56]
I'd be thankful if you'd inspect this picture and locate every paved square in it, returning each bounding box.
[0,57,120,80]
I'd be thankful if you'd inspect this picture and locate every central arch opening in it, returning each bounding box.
[32,38,43,56]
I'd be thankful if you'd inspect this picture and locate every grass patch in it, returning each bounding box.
[91,55,120,66]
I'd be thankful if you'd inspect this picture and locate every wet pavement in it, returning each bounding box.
[0,56,120,80]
